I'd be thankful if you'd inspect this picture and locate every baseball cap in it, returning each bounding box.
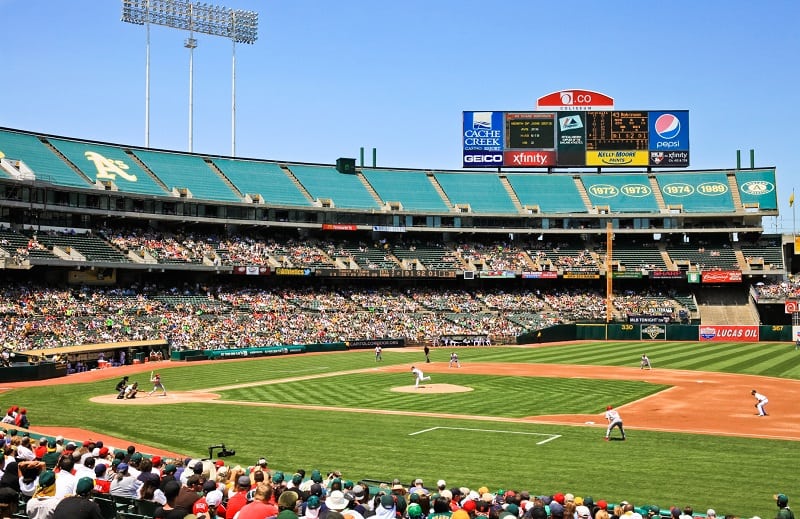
[237,475,252,487]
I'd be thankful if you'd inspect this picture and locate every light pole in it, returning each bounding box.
[121,0,258,155]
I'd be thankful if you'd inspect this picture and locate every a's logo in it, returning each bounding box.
[559,116,583,132]
[740,180,774,195]
[654,113,681,139]
[85,151,137,182]
[471,112,493,130]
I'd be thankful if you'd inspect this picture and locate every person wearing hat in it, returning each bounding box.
[115,375,129,396]
[226,474,254,519]
[25,470,59,519]
[752,389,769,416]
[775,494,793,519]
[604,405,626,441]
[52,476,103,519]
[374,493,397,519]
[148,371,167,397]
[302,495,323,519]
[193,487,226,519]
[279,490,300,519]
[110,461,141,499]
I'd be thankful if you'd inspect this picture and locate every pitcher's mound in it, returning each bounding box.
[391,384,473,394]
[90,392,220,405]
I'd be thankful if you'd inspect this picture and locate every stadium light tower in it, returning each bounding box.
[121,0,258,155]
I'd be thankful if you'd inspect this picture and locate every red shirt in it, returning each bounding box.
[236,500,278,519]
[93,480,111,494]
[225,491,249,519]
[193,496,227,518]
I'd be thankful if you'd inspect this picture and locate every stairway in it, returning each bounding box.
[280,165,316,204]
[357,171,385,207]
[499,175,524,213]
[727,173,743,210]
[649,176,667,212]
[574,176,593,210]
[427,172,454,210]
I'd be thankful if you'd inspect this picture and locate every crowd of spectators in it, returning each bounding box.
[0,424,776,519]
[2,227,739,274]
[0,283,690,353]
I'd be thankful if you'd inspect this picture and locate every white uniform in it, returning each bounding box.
[752,391,768,416]
[449,352,460,368]
[604,407,626,440]
[411,366,431,388]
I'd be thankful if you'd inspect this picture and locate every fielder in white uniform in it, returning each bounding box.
[604,405,626,441]
[411,366,431,388]
[751,389,768,416]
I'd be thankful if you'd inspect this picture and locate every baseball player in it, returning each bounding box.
[604,405,626,441]
[449,352,460,368]
[411,366,431,388]
[751,389,768,416]
[375,345,382,362]
[640,354,652,370]
[148,372,167,396]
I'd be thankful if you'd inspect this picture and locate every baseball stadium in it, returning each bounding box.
[1,2,799,519]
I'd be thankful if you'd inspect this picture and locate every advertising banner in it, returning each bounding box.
[698,325,759,342]
[701,271,742,283]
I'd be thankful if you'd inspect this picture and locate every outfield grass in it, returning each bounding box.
[4,342,799,518]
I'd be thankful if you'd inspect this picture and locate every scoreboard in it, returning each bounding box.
[462,110,689,168]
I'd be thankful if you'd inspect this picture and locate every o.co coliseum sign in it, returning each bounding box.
[537,89,614,110]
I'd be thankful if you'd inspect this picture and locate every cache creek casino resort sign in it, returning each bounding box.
[462,90,689,169]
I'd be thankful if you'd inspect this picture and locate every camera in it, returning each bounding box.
[208,444,236,459]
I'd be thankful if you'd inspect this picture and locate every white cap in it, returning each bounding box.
[707,510,716,517]
[437,480,446,488]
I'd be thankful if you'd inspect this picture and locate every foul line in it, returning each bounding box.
[409,426,561,445]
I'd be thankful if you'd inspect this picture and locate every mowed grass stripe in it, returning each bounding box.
[218,373,668,418]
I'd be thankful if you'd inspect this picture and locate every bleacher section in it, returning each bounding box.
[288,165,380,209]
[47,138,168,196]
[666,243,739,270]
[506,174,587,213]
[35,233,130,263]
[132,149,241,202]
[0,229,57,260]
[393,244,461,270]
[607,243,667,270]
[735,169,779,210]
[0,129,91,188]
[656,172,735,212]
[581,174,660,212]
[212,158,312,207]
[339,245,399,269]
[741,238,784,270]
[434,172,517,213]
[362,169,449,211]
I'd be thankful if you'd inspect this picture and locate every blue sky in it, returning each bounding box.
[2,1,798,231]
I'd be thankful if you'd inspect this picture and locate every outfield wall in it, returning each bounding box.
[518,324,791,343]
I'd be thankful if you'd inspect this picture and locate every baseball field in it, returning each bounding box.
[3,340,799,518]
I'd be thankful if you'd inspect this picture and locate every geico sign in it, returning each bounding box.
[464,154,503,164]
[560,91,593,105]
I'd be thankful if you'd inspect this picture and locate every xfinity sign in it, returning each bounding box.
[463,152,503,166]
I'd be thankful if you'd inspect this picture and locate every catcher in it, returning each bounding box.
[148,371,167,396]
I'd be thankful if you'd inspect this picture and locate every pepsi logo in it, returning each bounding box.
[654,114,681,139]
